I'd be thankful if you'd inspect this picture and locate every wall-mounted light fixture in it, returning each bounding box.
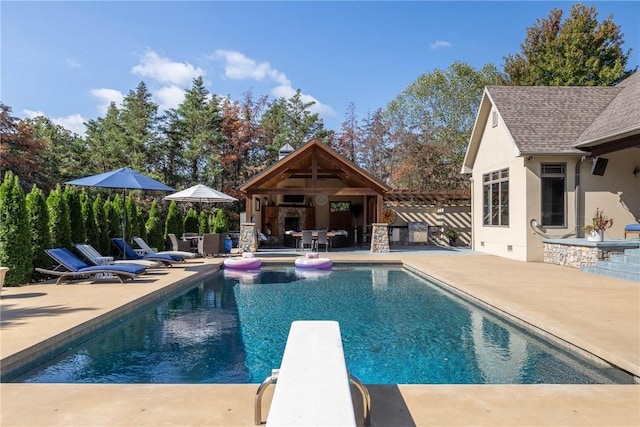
[527,156,534,161]
[634,166,640,177]
[263,196,269,206]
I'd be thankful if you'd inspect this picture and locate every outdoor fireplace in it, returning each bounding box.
[284,217,300,232]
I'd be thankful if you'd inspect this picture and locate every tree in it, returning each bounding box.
[26,185,51,280]
[119,82,160,173]
[164,201,183,242]
[0,172,33,285]
[359,108,393,184]
[145,200,164,251]
[335,102,361,162]
[385,62,503,190]
[64,185,86,245]
[0,104,45,190]
[92,195,108,254]
[183,208,199,233]
[84,102,126,172]
[80,191,99,249]
[47,184,72,250]
[212,208,229,233]
[28,115,87,191]
[504,4,633,86]
[163,76,224,187]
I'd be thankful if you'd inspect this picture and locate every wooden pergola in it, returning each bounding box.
[239,139,390,237]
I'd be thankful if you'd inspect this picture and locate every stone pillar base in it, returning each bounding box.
[371,223,390,253]
[240,223,257,252]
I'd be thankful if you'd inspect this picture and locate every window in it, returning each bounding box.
[541,163,566,226]
[330,202,351,212]
[483,169,509,226]
[492,111,498,127]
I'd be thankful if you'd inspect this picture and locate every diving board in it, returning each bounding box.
[266,320,357,427]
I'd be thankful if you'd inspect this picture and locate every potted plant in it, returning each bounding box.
[583,208,613,242]
[444,228,460,246]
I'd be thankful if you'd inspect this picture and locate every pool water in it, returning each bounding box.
[12,266,627,384]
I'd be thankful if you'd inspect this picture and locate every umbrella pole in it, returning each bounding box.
[122,189,127,259]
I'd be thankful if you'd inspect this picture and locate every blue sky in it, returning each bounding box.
[2,1,639,135]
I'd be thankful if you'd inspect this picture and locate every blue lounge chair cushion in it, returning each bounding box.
[46,248,146,275]
[111,238,181,262]
[625,224,640,232]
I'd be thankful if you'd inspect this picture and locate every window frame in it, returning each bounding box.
[482,168,509,227]
[540,163,567,227]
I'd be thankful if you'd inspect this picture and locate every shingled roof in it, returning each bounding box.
[575,71,640,146]
[486,85,619,154]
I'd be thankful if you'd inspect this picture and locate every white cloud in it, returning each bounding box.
[271,85,335,117]
[132,50,205,86]
[67,58,82,69]
[430,40,452,49]
[23,109,87,136]
[90,88,124,114]
[53,114,86,136]
[213,49,334,118]
[154,85,186,111]
[213,49,290,86]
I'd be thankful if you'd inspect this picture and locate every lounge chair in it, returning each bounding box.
[168,233,193,252]
[132,237,196,259]
[75,243,160,269]
[35,248,146,285]
[111,238,181,266]
[198,233,219,258]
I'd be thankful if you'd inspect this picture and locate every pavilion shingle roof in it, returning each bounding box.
[576,72,640,145]
[486,85,620,154]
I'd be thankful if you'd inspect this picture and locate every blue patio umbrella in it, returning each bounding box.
[66,168,175,257]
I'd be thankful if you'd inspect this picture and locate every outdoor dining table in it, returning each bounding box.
[290,231,337,251]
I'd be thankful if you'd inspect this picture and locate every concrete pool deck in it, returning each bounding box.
[1,248,639,426]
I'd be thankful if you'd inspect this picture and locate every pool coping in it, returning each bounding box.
[1,251,639,426]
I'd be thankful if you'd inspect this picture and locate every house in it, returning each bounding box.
[462,72,640,262]
[239,139,391,251]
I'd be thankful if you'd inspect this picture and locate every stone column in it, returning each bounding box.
[239,223,257,252]
[371,223,390,253]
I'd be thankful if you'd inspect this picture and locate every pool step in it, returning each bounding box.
[581,247,640,282]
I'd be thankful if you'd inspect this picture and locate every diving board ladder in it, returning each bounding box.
[255,320,370,426]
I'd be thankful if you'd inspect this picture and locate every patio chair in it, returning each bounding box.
[168,233,193,253]
[74,243,160,269]
[35,248,146,285]
[624,223,640,239]
[198,233,219,258]
[299,230,314,251]
[314,230,329,252]
[111,238,180,266]
[133,237,196,259]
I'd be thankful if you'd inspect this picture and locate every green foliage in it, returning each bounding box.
[0,172,33,285]
[64,185,86,244]
[103,199,119,255]
[199,210,209,235]
[125,195,140,242]
[93,195,108,254]
[80,192,99,248]
[183,208,199,233]
[164,201,183,241]
[213,209,229,233]
[145,200,164,251]
[386,62,503,190]
[504,4,632,86]
[26,185,51,280]
[47,184,72,250]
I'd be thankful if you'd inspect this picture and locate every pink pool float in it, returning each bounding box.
[223,252,262,270]
[294,252,333,270]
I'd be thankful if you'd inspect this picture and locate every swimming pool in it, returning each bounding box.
[12,265,628,384]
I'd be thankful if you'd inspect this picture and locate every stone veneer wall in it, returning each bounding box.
[278,207,309,235]
[544,243,618,268]
[239,223,257,252]
[371,223,390,253]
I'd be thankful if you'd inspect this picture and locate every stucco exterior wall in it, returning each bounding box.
[580,149,640,238]
[470,112,530,261]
